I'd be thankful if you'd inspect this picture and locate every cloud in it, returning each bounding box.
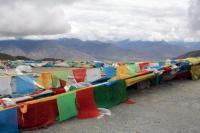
[65,0,189,41]
[0,0,77,38]
[188,0,200,36]
[0,0,194,41]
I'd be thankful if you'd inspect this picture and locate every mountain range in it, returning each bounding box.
[0,38,200,61]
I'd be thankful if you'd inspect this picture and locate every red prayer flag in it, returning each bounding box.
[52,87,66,95]
[139,62,149,71]
[73,68,86,83]
[76,87,100,119]
[163,67,172,73]
[60,79,67,87]
[18,99,58,130]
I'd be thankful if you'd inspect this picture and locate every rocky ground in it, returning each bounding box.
[23,78,200,133]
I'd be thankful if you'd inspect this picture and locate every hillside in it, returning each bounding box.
[0,38,200,60]
[177,50,200,59]
[0,53,30,60]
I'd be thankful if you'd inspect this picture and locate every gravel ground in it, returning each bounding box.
[23,79,200,133]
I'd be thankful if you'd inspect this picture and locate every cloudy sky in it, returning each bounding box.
[0,0,199,41]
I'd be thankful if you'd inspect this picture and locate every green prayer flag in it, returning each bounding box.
[109,80,128,105]
[56,92,77,121]
[52,75,60,88]
[69,85,77,91]
[93,84,111,108]
[54,71,69,81]
[127,63,139,75]
[52,71,70,88]
[94,80,128,108]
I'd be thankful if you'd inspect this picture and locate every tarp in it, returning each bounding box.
[72,68,86,83]
[191,64,200,80]
[76,87,100,119]
[56,92,77,121]
[93,80,128,108]
[18,99,58,130]
[0,77,12,95]
[15,75,37,94]
[0,107,19,133]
